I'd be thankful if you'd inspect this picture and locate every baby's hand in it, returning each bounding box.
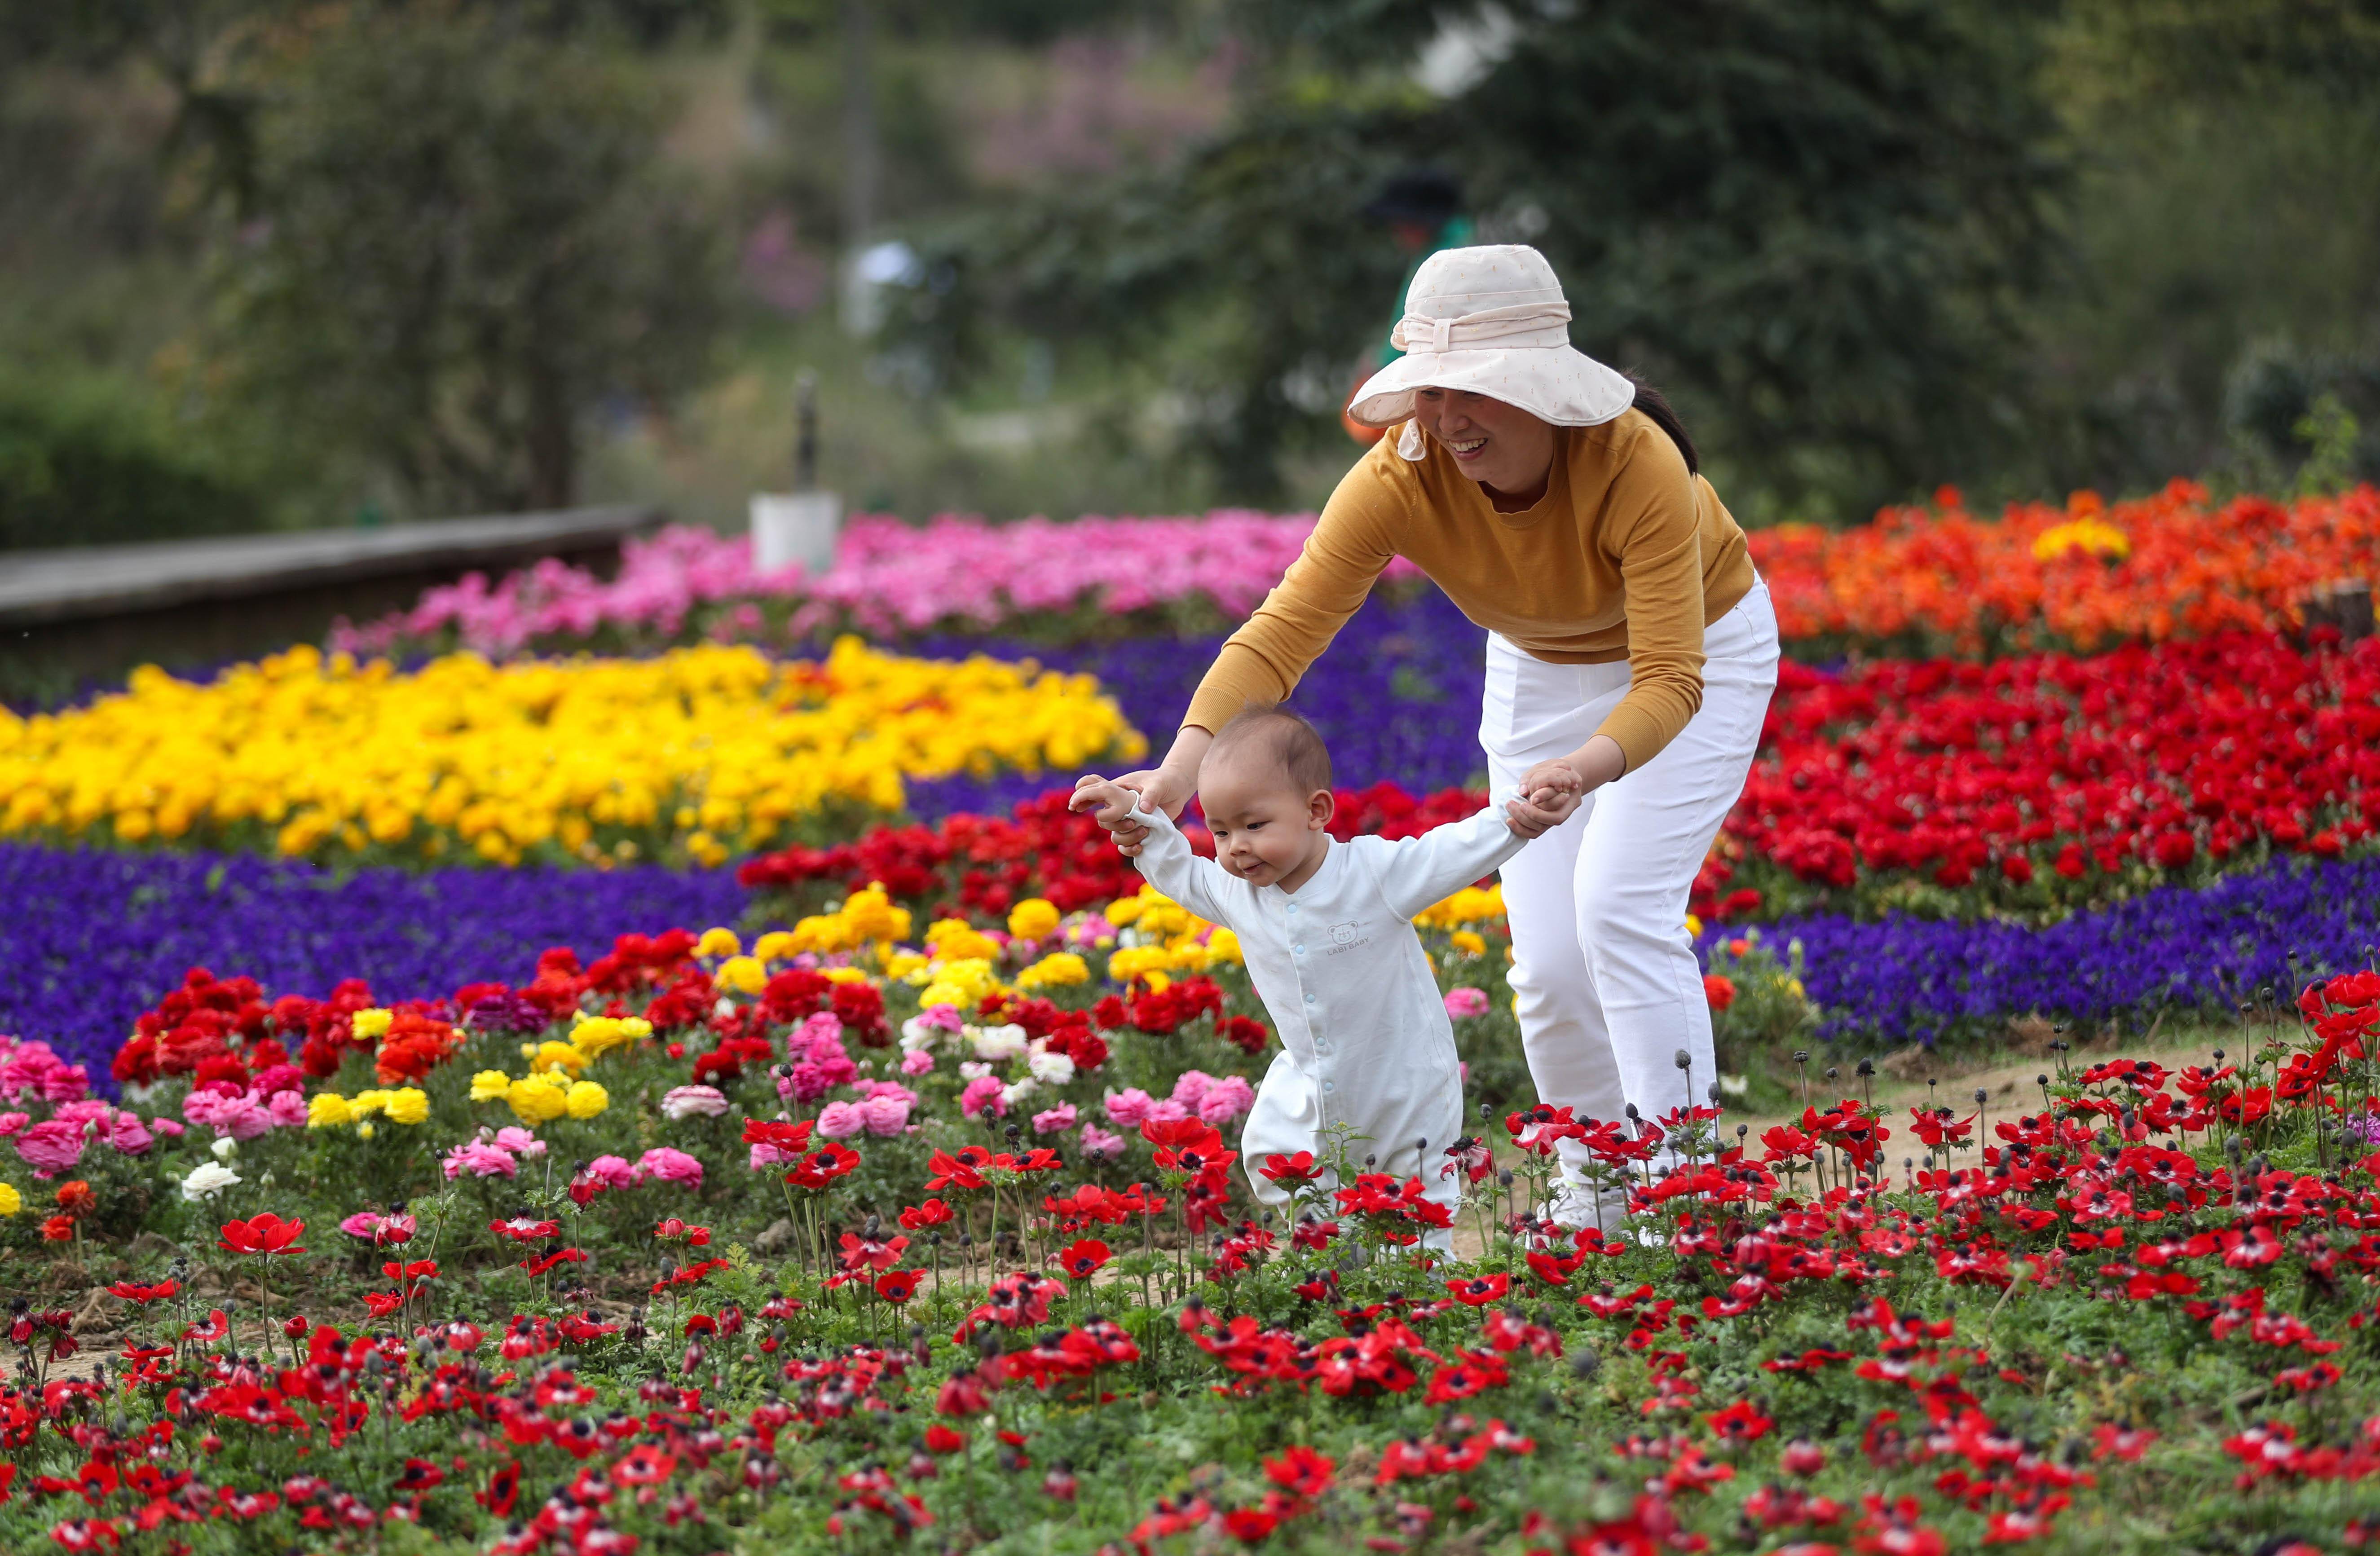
[1069,776,1143,833]
[1501,786,1559,840]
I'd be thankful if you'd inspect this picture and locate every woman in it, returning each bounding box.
[1102,244,1779,1222]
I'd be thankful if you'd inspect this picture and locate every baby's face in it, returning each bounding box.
[1198,752,1328,888]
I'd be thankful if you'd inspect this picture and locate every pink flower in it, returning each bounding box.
[1079,1123,1126,1159]
[858,1094,912,1136]
[1144,1099,1191,1124]
[661,1085,730,1121]
[103,1111,154,1155]
[632,1147,704,1186]
[0,1039,90,1105]
[253,1064,306,1097]
[1031,1103,1079,1136]
[493,1127,547,1159]
[899,1048,936,1077]
[149,1118,185,1137]
[0,1111,27,1137]
[1196,1076,1255,1125]
[748,1144,789,1172]
[1170,1071,1212,1111]
[793,1010,845,1057]
[584,1154,636,1188]
[815,1101,867,1139]
[959,1075,1008,1120]
[1102,1088,1156,1127]
[1443,987,1491,1019]
[443,1142,519,1180]
[183,1087,274,1141]
[266,1089,309,1128]
[14,1118,84,1173]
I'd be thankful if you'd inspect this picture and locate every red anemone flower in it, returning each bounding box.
[217,1214,306,1257]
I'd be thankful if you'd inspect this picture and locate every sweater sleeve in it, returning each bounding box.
[1180,449,1402,735]
[1590,429,1710,771]
[1363,797,1532,921]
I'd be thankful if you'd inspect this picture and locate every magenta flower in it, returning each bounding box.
[959,1075,1008,1120]
[492,1127,547,1159]
[13,1118,84,1174]
[443,1141,519,1180]
[857,1094,912,1136]
[661,1084,730,1121]
[0,1111,29,1138]
[1031,1103,1080,1136]
[632,1147,703,1187]
[1102,1088,1155,1127]
[1443,987,1491,1019]
[899,1048,936,1076]
[584,1154,636,1188]
[1079,1123,1127,1159]
[1196,1076,1256,1126]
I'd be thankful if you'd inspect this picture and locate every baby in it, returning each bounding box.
[1071,706,1547,1235]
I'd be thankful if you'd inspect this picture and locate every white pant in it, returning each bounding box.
[1479,578,1779,1185]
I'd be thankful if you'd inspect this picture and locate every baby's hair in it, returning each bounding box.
[1207,705,1332,793]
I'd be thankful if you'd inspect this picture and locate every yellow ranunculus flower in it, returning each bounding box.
[884,951,927,980]
[470,1069,514,1102]
[696,926,743,959]
[530,1040,587,1074]
[1205,927,1242,965]
[715,956,768,996]
[1015,952,1089,992]
[564,1080,609,1120]
[384,1088,429,1126]
[823,967,870,984]
[569,1014,648,1060]
[1007,898,1060,941]
[507,1076,569,1125]
[307,1093,354,1129]
[0,1181,23,1216]
[925,919,1001,964]
[1684,913,1702,939]
[351,1008,393,1040]
[1450,929,1487,957]
[754,930,798,963]
[348,1089,393,1118]
[357,1121,376,1141]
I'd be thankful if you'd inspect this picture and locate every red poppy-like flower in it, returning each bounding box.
[1446,1274,1510,1307]
[874,1270,924,1304]
[1702,974,1737,1011]
[741,1117,815,1154]
[475,1461,521,1517]
[925,1147,992,1192]
[784,1142,862,1191]
[1258,1151,1321,1186]
[489,1217,560,1243]
[899,1198,955,1230]
[1055,1239,1111,1280]
[924,1424,968,1453]
[40,1216,75,1243]
[218,1213,306,1257]
[107,1279,178,1305]
[54,1181,97,1218]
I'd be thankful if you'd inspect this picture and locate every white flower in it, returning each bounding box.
[958,1061,992,1083]
[966,1023,1029,1061]
[181,1161,242,1202]
[210,1136,238,1161]
[899,1015,944,1052]
[660,1084,730,1122]
[1000,1078,1039,1111]
[1025,1043,1076,1087]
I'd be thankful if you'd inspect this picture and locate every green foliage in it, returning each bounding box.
[0,363,263,549]
[899,0,2067,515]
[206,8,727,515]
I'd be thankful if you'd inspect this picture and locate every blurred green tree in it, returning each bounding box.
[206,9,725,513]
[899,0,2067,516]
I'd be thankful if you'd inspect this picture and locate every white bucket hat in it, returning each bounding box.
[1347,243,1636,461]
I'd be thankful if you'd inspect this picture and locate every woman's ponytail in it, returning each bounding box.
[1623,372,1699,478]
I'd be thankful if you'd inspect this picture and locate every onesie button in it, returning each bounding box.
[1314,1042,1331,1056]
[1322,1081,1335,1094]
[1293,943,1304,954]
[1304,992,1315,1004]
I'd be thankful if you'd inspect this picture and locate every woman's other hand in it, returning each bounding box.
[1095,727,1213,857]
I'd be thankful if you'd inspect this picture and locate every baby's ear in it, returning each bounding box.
[1307,788,1336,830]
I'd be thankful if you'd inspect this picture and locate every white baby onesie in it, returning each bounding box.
[1124,799,1529,1220]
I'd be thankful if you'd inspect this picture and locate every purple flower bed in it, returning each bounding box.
[906,586,1492,818]
[0,843,751,1080]
[1759,852,2380,1049]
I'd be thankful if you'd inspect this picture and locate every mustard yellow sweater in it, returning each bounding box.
[1184,410,1756,772]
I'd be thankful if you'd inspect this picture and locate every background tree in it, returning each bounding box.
[209,9,726,513]
[899,0,2066,516]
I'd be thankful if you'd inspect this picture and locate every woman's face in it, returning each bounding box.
[1411,388,1558,501]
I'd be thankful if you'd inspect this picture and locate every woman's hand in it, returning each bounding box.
[1090,728,1212,856]
[1510,736,1629,833]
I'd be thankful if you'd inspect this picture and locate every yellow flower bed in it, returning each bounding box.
[0,637,1142,866]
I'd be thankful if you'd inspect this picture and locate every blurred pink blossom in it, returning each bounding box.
[661,1084,730,1121]
[959,1075,1008,1120]
[1031,1103,1079,1135]
[1079,1123,1126,1159]
[1443,987,1491,1019]
[1102,1088,1155,1127]
[14,1118,84,1173]
[815,1101,867,1139]
[633,1147,704,1186]
[899,1048,936,1076]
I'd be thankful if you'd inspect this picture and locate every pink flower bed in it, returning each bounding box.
[332,513,1425,658]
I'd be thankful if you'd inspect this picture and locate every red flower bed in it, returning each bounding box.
[1734,630,2380,900]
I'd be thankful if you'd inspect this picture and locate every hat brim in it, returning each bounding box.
[1347,345,1635,431]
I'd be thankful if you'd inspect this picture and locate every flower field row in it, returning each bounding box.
[331,515,1426,660]
[1731,630,2380,918]
[0,638,1141,868]
[326,483,2380,665]
[1754,479,2380,655]
[0,856,2376,1551]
